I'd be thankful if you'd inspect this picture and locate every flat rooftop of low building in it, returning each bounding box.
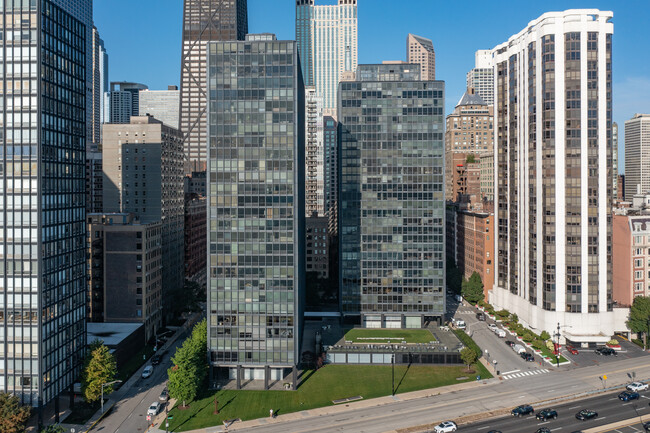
[87,322,143,347]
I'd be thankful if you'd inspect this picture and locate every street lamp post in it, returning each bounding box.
[391,353,395,396]
[101,380,122,414]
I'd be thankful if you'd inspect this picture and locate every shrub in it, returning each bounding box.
[607,339,619,346]
[540,331,551,341]
[523,333,534,343]
[516,329,525,337]
[532,339,544,350]
[495,309,510,319]
[546,340,555,351]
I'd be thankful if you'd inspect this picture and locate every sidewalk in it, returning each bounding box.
[61,311,203,433]
[148,376,498,433]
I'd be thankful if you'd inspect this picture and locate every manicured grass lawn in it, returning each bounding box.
[166,363,490,432]
[344,328,436,344]
[538,345,568,363]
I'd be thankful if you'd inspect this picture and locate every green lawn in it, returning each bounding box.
[344,328,436,344]
[166,363,490,432]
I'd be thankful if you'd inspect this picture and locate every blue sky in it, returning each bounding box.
[94,1,650,172]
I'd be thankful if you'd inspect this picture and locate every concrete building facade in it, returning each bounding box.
[88,213,163,341]
[305,86,324,216]
[296,0,358,116]
[207,35,305,387]
[624,114,650,201]
[108,82,148,124]
[180,0,248,172]
[139,86,181,129]
[86,150,103,214]
[339,63,445,328]
[490,10,626,344]
[306,217,329,278]
[324,116,338,235]
[466,49,494,106]
[407,34,435,81]
[102,116,185,323]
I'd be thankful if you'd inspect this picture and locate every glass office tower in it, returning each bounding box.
[0,0,88,410]
[339,64,445,327]
[207,35,305,388]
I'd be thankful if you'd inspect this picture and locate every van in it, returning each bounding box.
[496,329,506,338]
[455,319,466,330]
[512,343,526,354]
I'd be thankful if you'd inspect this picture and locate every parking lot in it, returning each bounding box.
[563,338,649,369]
[602,423,649,432]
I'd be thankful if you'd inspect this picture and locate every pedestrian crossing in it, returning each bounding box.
[502,369,549,380]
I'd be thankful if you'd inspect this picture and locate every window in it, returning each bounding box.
[635,271,643,280]
[635,282,644,292]
[635,259,643,268]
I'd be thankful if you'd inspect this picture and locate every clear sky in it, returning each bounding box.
[94,0,650,173]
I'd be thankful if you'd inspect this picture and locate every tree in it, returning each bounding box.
[40,426,65,433]
[510,313,519,324]
[627,296,650,349]
[167,319,208,407]
[540,331,551,341]
[81,344,117,403]
[466,154,476,164]
[462,272,484,305]
[460,347,479,371]
[0,392,31,433]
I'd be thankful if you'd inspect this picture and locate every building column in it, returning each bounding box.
[264,366,270,390]
[54,394,60,423]
[236,365,242,390]
[292,366,297,390]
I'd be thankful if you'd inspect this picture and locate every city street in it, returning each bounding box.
[89,335,186,433]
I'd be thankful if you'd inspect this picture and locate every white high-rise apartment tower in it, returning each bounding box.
[296,0,358,117]
[490,10,627,344]
[466,49,494,105]
[624,114,650,200]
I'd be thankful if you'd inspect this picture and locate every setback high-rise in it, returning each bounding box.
[139,86,181,129]
[207,35,305,388]
[296,0,358,116]
[624,114,650,200]
[466,50,494,106]
[339,64,445,327]
[0,0,89,410]
[180,0,248,172]
[407,34,435,80]
[490,10,627,343]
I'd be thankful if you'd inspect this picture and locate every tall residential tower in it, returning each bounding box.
[180,0,248,172]
[624,114,650,200]
[407,34,435,80]
[296,0,358,116]
[490,10,627,343]
[466,50,494,106]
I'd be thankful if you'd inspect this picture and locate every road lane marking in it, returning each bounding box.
[568,406,580,409]
[476,427,491,430]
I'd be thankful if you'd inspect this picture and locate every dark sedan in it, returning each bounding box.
[505,340,515,347]
[575,409,598,420]
[594,347,617,356]
[520,352,535,362]
[535,429,551,433]
[536,408,558,421]
[643,421,650,431]
[619,391,640,401]
[511,405,534,417]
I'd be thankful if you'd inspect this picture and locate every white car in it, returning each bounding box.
[627,382,649,392]
[434,421,457,432]
[141,365,154,379]
[487,323,498,332]
[147,401,162,417]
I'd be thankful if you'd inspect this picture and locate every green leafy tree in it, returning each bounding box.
[167,319,208,407]
[466,154,476,164]
[81,344,117,403]
[627,296,650,349]
[540,331,551,341]
[40,426,65,433]
[460,347,479,371]
[461,272,484,305]
[0,392,31,433]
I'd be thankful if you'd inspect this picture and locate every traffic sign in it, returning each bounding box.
[603,374,607,380]
[168,415,174,420]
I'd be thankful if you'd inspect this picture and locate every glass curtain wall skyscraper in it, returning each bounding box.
[296,0,358,117]
[207,35,305,387]
[0,0,88,410]
[180,0,248,172]
[491,10,627,343]
[339,64,445,327]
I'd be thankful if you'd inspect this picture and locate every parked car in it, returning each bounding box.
[433,421,457,432]
[511,405,534,417]
[619,391,640,401]
[520,352,535,362]
[151,354,162,365]
[536,408,558,421]
[627,382,649,392]
[535,429,552,433]
[476,312,486,321]
[594,347,617,356]
[496,329,507,338]
[566,345,579,355]
[159,388,169,402]
[512,344,526,355]
[455,319,466,330]
[141,365,154,379]
[504,340,515,347]
[575,409,598,420]
[147,401,162,417]
[643,421,650,431]
[487,323,498,332]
